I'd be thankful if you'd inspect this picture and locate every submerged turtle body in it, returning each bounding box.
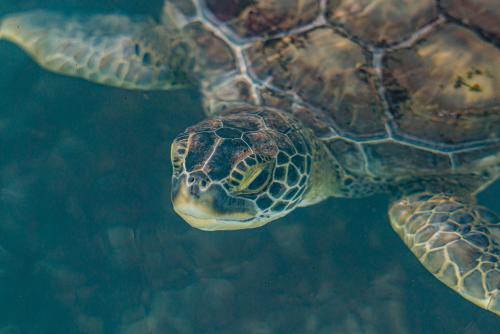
[167,0,500,187]
[1,0,499,316]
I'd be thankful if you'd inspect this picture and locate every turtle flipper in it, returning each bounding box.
[0,10,195,90]
[389,193,499,315]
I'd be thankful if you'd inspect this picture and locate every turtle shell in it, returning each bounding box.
[168,0,500,177]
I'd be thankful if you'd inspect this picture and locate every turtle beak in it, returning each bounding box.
[171,174,258,231]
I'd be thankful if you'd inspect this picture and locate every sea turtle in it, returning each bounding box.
[1,0,499,315]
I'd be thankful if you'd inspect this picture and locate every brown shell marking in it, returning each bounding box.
[441,0,500,41]
[326,0,438,45]
[183,22,237,80]
[205,0,321,37]
[363,142,452,177]
[385,24,500,146]
[247,27,385,138]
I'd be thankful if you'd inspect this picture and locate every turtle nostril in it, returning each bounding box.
[189,184,200,198]
[185,172,210,196]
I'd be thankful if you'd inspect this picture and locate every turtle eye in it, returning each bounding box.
[228,157,273,195]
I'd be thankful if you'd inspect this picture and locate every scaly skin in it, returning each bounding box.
[390,193,499,315]
[0,11,195,90]
[171,106,322,230]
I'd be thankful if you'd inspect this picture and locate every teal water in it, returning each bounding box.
[0,1,499,333]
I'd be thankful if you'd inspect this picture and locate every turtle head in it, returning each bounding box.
[171,108,313,231]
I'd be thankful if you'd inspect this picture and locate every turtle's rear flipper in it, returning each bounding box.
[389,193,499,315]
[0,10,195,90]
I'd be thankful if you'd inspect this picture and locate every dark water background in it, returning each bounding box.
[0,1,499,333]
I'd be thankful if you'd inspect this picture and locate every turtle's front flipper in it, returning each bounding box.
[389,193,499,315]
[0,10,195,90]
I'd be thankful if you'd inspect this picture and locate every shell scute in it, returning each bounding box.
[363,142,451,177]
[205,0,320,38]
[246,27,386,138]
[183,22,237,79]
[325,139,365,174]
[385,24,500,146]
[326,0,438,45]
[441,0,500,41]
